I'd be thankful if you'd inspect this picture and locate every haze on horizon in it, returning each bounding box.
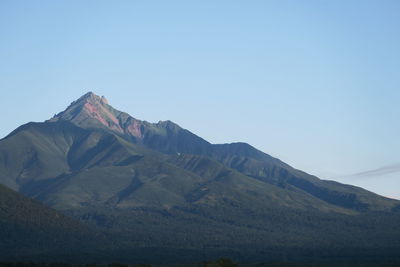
[0,0,399,198]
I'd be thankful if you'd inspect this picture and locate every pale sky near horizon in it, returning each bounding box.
[1,0,399,198]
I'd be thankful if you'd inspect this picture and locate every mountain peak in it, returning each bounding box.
[76,91,104,104]
[82,91,96,98]
[48,91,147,139]
[48,91,125,132]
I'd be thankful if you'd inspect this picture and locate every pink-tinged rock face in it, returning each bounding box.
[84,103,108,126]
[83,102,123,133]
[126,120,144,139]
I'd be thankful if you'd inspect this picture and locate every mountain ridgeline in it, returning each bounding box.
[1,92,400,264]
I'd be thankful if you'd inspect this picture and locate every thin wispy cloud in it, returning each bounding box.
[340,163,400,179]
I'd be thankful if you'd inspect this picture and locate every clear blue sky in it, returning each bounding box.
[1,0,399,198]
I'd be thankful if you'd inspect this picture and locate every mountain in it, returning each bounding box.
[47,92,399,211]
[1,92,400,264]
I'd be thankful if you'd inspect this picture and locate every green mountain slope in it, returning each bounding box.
[1,120,355,213]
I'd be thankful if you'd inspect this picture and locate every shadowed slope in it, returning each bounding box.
[0,184,109,262]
